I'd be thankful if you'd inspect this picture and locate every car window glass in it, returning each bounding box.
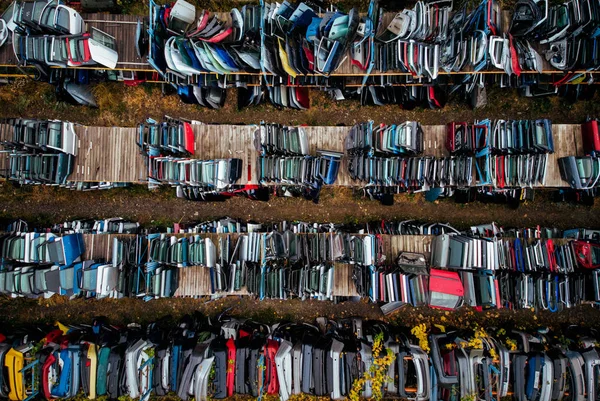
[43,7,56,26]
[78,39,85,59]
[0,2,15,24]
[48,123,61,148]
[91,27,116,50]
[56,8,70,30]
[56,39,68,61]
[69,38,78,59]
[36,39,45,61]
[32,1,45,22]
[557,6,568,27]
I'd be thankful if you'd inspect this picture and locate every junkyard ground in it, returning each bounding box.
[0,2,597,399]
[0,183,599,230]
[1,78,600,338]
[1,82,599,232]
[2,80,600,127]
[2,294,599,337]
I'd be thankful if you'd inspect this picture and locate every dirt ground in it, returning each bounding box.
[1,294,598,336]
[1,80,599,128]
[0,183,598,230]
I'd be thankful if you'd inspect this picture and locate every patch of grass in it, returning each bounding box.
[15,95,31,114]
[148,217,176,230]
[92,82,124,114]
[343,215,359,225]
[533,97,553,114]
[142,83,155,96]
[26,213,57,229]
[247,306,279,324]
[42,87,56,105]
[122,184,151,196]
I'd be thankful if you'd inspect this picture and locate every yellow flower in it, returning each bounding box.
[489,348,498,360]
[411,323,430,353]
[349,333,396,401]
[505,338,517,351]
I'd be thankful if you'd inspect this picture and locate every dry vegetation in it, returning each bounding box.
[0,182,598,231]
[1,295,599,338]
[1,79,599,128]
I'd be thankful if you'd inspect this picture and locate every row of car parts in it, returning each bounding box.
[146,0,594,78]
[446,119,554,154]
[346,121,424,156]
[1,0,120,73]
[255,123,310,156]
[4,316,600,401]
[165,71,595,110]
[1,118,78,185]
[16,215,600,238]
[137,117,196,157]
[258,152,342,186]
[254,123,343,192]
[0,118,128,191]
[138,118,551,196]
[136,117,257,199]
[0,229,380,300]
[345,120,552,191]
[0,117,597,200]
[558,118,600,190]
[141,0,600,109]
[147,157,243,190]
[2,0,599,109]
[2,220,600,306]
[355,235,600,310]
[45,217,600,242]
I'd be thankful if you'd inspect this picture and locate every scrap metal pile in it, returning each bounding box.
[0,118,129,191]
[256,122,343,200]
[137,118,344,201]
[145,0,600,109]
[355,235,594,311]
[0,316,600,401]
[558,119,600,190]
[346,119,554,198]
[0,1,120,104]
[2,117,599,202]
[1,218,600,310]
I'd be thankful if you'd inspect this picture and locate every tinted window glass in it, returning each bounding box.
[56,39,68,61]
[69,38,81,61]
[32,1,45,22]
[56,8,70,30]
[35,38,45,61]
[42,7,56,27]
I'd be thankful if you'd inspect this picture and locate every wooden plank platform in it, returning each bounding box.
[174,265,212,297]
[332,263,360,297]
[192,124,255,185]
[84,13,146,69]
[0,122,585,186]
[70,125,146,183]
